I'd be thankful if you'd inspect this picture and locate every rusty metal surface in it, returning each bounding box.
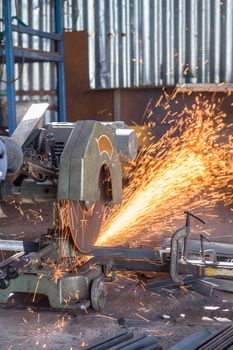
[64,32,113,122]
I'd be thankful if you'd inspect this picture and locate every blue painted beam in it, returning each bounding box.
[3,0,17,134]
[2,0,67,132]
[11,24,62,41]
[55,0,67,122]
[0,47,62,63]
[13,48,62,62]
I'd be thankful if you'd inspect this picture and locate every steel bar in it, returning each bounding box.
[112,335,160,350]
[168,328,223,350]
[0,240,39,252]
[146,276,200,292]
[198,324,233,350]
[203,278,233,293]
[86,332,161,350]
[113,259,169,272]
[85,332,133,350]
[185,240,233,258]
[91,247,163,261]
[183,259,233,269]
[143,346,161,350]
[190,280,213,297]
[169,325,233,350]
[163,238,233,258]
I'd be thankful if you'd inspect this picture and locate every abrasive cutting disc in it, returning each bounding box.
[68,200,104,252]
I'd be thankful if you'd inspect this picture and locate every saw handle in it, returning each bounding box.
[7,255,30,279]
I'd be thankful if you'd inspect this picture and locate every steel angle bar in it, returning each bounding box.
[146,276,200,292]
[190,280,213,297]
[168,324,233,350]
[112,259,169,272]
[143,345,162,350]
[203,278,233,293]
[111,335,161,350]
[168,328,223,350]
[198,324,233,350]
[85,332,133,350]
[86,333,161,350]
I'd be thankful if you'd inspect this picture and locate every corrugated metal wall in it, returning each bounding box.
[64,0,233,88]
[0,0,233,92]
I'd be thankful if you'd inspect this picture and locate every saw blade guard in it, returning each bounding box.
[57,121,124,251]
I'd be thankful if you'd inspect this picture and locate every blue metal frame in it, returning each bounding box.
[0,47,63,62]
[1,0,67,134]
[55,0,66,123]
[3,0,16,134]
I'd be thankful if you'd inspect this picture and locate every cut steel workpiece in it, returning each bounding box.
[169,324,233,350]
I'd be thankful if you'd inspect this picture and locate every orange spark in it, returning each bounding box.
[96,98,233,247]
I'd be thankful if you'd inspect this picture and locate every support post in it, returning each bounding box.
[3,0,17,134]
[55,0,66,122]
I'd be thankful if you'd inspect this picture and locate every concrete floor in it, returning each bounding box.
[0,202,232,350]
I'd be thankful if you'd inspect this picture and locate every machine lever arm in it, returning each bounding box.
[6,244,53,281]
[7,255,31,279]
